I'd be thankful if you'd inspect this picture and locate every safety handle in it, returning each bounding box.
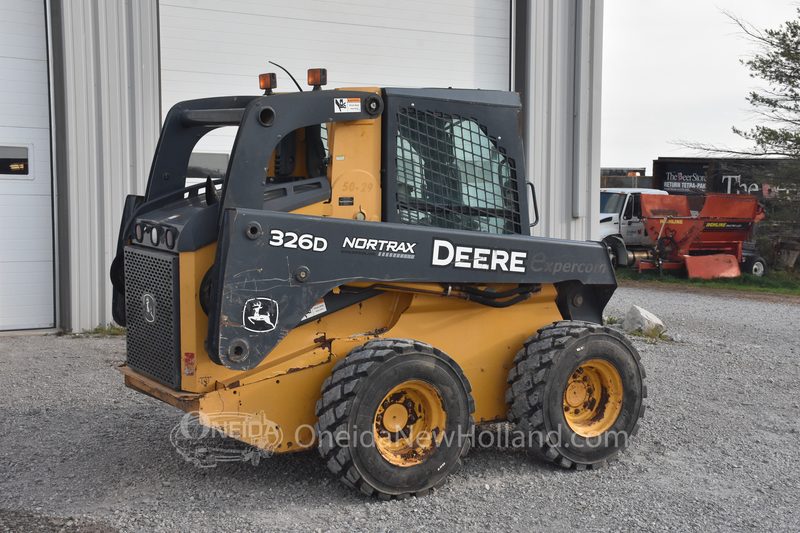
[526,182,540,227]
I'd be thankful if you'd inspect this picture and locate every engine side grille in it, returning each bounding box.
[124,246,181,389]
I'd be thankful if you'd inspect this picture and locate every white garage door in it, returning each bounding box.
[0,0,54,330]
[159,0,510,153]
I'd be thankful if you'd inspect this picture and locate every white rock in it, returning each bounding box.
[623,305,665,335]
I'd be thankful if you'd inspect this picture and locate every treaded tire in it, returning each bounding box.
[315,338,475,499]
[743,255,767,277]
[506,321,646,470]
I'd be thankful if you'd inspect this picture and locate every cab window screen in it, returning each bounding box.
[395,108,520,234]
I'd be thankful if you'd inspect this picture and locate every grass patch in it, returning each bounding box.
[614,267,800,296]
[75,323,126,338]
[628,326,671,343]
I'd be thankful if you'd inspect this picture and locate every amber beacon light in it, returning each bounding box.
[308,68,327,90]
[259,72,277,94]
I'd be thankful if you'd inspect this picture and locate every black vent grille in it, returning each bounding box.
[124,246,181,389]
[395,107,520,234]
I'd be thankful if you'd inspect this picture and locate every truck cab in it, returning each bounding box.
[600,187,668,266]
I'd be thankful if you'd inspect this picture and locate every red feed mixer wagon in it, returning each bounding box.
[635,193,766,279]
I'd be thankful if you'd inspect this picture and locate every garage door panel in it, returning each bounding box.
[0,0,43,16]
[0,0,54,330]
[0,279,53,297]
[0,237,54,260]
[162,1,508,35]
[0,299,54,328]
[159,0,510,105]
[0,182,52,196]
[0,204,52,230]
[0,107,50,129]
[159,17,506,53]
[0,57,50,78]
[0,35,47,61]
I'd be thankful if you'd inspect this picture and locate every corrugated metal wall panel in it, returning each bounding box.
[51,0,160,331]
[524,0,602,241]
[0,0,55,330]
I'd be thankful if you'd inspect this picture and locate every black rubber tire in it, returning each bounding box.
[608,246,619,269]
[742,255,767,277]
[505,321,646,470]
[315,339,475,499]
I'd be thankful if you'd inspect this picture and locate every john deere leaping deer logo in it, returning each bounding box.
[141,293,156,323]
[242,298,279,332]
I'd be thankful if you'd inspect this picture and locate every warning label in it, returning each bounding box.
[301,300,327,321]
[334,98,361,113]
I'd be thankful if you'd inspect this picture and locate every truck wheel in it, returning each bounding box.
[506,321,646,469]
[315,339,475,499]
[743,255,767,277]
[607,246,618,269]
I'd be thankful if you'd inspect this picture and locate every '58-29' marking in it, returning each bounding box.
[268,230,328,252]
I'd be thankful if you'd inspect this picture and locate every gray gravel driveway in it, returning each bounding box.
[1,285,799,532]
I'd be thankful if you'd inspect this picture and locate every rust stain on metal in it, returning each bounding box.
[285,352,333,375]
[117,364,200,412]
[313,333,333,352]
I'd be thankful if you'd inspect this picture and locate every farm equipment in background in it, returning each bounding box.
[635,193,766,278]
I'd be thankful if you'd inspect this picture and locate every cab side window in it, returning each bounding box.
[395,108,521,234]
[632,193,642,219]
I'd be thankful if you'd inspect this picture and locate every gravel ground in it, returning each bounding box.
[1,285,799,532]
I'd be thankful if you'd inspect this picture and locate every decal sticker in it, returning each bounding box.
[268,229,328,252]
[141,293,156,323]
[334,97,361,113]
[431,239,526,273]
[704,222,751,230]
[243,298,279,333]
[338,197,354,206]
[529,252,608,274]
[301,300,327,321]
[342,236,417,259]
[184,352,196,376]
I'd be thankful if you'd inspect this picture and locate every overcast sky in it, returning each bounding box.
[601,1,800,174]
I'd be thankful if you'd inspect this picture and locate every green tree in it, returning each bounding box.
[681,11,800,245]
[730,9,800,159]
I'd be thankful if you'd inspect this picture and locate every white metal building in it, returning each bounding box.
[0,0,603,332]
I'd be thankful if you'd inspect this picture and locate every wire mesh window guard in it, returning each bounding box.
[395,107,520,234]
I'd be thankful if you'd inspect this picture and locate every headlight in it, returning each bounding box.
[134,223,145,243]
[165,228,177,249]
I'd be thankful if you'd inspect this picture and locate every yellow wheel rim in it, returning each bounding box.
[563,359,623,437]
[374,381,447,467]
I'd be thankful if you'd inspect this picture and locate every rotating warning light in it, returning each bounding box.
[259,73,277,94]
[308,68,327,90]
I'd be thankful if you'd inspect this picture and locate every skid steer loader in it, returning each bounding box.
[111,69,646,499]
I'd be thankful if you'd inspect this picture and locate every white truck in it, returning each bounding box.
[599,188,668,267]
